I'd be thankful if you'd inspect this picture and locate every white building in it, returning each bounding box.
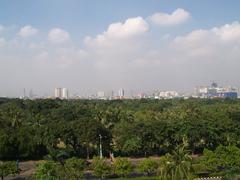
[118,88,124,98]
[97,91,105,99]
[159,91,179,99]
[54,88,62,99]
[54,87,69,99]
[195,86,209,95]
[62,88,69,99]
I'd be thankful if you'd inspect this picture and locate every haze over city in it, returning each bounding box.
[2,1,240,179]
[1,0,240,97]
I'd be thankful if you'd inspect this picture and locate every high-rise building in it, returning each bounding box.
[54,88,62,99]
[29,89,34,99]
[97,91,105,99]
[55,88,69,99]
[62,88,69,99]
[118,88,124,98]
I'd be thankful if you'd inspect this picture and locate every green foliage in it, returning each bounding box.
[0,161,17,180]
[137,158,158,175]
[91,157,111,179]
[158,146,195,180]
[64,157,86,179]
[192,163,208,175]
[122,138,141,155]
[113,158,133,177]
[35,161,61,180]
[201,145,240,178]
[1,98,240,160]
[45,148,69,164]
[36,158,86,180]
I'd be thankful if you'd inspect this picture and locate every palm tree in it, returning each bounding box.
[158,145,195,180]
[45,147,69,166]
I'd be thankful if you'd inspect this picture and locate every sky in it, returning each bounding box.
[0,0,240,97]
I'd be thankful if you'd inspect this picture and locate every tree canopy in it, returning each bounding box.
[1,98,240,160]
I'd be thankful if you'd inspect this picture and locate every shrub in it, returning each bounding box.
[113,157,133,177]
[35,161,61,180]
[64,157,86,179]
[0,161,17,180]
[201,145,240,178]
[91,157,111,179]
[137,158,159,176]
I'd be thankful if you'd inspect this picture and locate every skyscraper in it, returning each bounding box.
[29,89,34,99]
[62,88,69,99]
[118,88,124,98]
[54,88,69,99]
[54,88,62,99]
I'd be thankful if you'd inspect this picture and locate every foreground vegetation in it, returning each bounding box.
[34,145,240,179]
[1,98,240,179]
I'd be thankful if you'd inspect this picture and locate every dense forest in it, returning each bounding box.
[1,98,240,160]
[2,98,240,179]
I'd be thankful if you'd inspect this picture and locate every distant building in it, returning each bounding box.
[110,91,115,99]
[218,92,238,98]
[159,91,179,99]
[211,82,218,88]
[194,86,208,95]
[62,88,69,99]
[137,92,147,99]
[54,87,69,99]
[97,91,105,99]
[54,88,62,99]
[29,89,34,99]
[118,89,124,98]
[195,82,238,99]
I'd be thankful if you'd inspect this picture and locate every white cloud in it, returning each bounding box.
[149,8,190,26]
[105,17,149,39]
[213,22,240,42]
[85,17,149,47]
[168,21,240,59]
[18,25,38,37]
[174,29,212,48]
[48,28,70,43]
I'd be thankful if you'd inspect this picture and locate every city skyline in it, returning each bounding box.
[9,81,240,100]
[1,1,240,97]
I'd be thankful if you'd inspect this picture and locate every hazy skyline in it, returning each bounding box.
[1,0,240,97]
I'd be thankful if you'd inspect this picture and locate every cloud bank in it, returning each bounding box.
[0,9,240,96]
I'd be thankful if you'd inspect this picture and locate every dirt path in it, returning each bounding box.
[6,160,41,180]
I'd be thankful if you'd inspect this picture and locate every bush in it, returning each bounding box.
[113,157,133,177]
[137,158,159,176]
[35,161,61,180]
[0,161,17,180]
[64,157,86,179]
[91,157,111,179]
[201,145,240,178]
[36,158,87,180]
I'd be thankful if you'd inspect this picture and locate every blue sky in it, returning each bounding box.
[0,1,240,97]
[1,0,239,39]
